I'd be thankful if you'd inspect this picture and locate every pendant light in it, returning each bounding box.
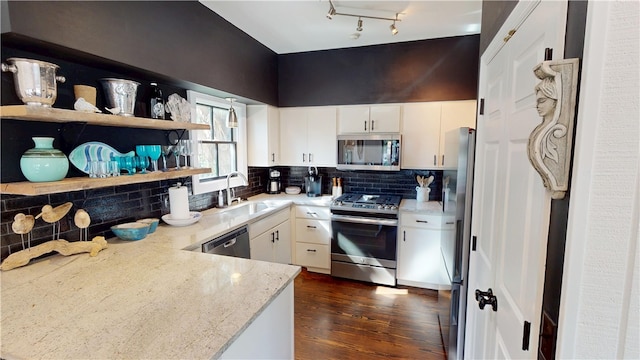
[226,97,238,128]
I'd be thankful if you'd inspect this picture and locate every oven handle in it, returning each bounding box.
[331,214,398,226]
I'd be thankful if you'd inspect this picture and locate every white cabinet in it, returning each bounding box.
[397,213,452,289]
[338,104,400,134]
[247,105,280,167]
[401,100,476,169]
[279,107,337,166]
[293,205,331,274]
[249,208,291,264]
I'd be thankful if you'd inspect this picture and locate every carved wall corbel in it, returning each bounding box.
[527,58,579,199]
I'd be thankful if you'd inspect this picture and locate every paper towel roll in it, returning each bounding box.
[169,185,190,219]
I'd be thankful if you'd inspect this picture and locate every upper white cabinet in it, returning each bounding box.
[247,105,280,167]
[338,104,400,134]
[401,100,476,169]
[279,107,337,166]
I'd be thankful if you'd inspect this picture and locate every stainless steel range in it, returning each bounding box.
[330,193,401,286]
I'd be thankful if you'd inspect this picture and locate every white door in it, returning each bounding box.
[338,105,370,133]
[465,1,567,358]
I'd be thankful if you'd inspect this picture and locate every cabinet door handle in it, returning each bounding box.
[271,153,275,162]
[275,230,279,241]
[302,153,306,162]
[433,155,437,166]
[371,119,375,131]
[271,232,275,243]
[307,225,317,229]
[307,249,317,252]
[364,120,367,131]
[442,155,445,166]
[309,153,313,162]
[403,230,406,242]
[416,220,429,223]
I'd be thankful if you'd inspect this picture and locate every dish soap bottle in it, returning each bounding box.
[218,190,224,207]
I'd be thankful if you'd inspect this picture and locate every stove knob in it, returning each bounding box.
[377,205,384,210]
[337,201,343,206]
[390,205,398,210]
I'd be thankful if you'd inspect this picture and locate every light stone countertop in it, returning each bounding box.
[399,199,445,214]
[0,195,320,360]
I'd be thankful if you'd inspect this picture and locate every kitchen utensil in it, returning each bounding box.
[161,211,202,227]
[1,57,66,106]
[285,186,301,195]
[99,78,140,116]
[111,222,150,241]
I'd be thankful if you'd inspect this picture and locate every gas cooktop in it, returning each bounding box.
[330,193,401,215]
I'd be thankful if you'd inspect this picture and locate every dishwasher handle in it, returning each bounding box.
[202,226,249,255]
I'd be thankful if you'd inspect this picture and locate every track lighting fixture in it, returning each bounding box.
[225,98,238,128]
[390,21,398,35]
[326,1,336,19]
[326,1,401,36]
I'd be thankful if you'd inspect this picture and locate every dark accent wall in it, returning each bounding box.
[278,35,480,107]
[479,1,518,55]
[2,0,278,105]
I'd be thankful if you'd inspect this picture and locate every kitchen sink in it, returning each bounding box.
[217,201,273,221]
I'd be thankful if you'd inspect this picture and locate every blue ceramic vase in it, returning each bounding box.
[20,137,69,182]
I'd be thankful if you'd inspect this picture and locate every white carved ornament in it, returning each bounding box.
[527,59,580,199]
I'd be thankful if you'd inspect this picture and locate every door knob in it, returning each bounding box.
[475,288,498,311]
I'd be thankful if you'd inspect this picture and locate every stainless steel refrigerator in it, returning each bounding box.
[439,127,475,360]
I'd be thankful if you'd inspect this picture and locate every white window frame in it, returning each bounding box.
[187,90,248,195]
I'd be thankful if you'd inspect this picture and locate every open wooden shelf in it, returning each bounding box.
[0,105,209,131]
[0,168,210,196]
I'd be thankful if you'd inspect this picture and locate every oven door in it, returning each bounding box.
[330,214,398,268]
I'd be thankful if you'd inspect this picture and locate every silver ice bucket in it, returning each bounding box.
[99,78,140,116]
[1,57,66,107]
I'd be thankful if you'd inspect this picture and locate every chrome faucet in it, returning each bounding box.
[226,171,249,206]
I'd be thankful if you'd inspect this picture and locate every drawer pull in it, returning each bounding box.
[446,221,455,225]
[306,212,317,215]
[416,220,429,223]
[307,225,317,229]
[307,249,317,252]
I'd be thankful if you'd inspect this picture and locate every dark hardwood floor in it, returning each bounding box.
[294,269,446,360]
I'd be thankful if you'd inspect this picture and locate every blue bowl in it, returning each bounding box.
[111,222,150,241]
[136,218,159,234]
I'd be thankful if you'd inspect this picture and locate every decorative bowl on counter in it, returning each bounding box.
[161,211,201,227]
[136,218,159,233]
[285,186,301,195]
[111,222,150,241]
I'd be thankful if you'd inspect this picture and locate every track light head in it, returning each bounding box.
[326,1,336,19]
[390,22,398,35]
[356,18,363,32]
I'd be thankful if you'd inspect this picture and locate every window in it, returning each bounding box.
[187,90,247,195]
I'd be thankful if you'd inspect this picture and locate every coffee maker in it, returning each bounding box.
[267,169,281,194]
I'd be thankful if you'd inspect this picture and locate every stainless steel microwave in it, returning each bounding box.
[336,134,401,171]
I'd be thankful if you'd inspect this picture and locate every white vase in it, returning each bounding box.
[416,186,430,202]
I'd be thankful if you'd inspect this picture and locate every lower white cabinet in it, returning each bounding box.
[397,213,450,289]
[293,205,331,274]
[249,208,291,264]
[220,282,294,359]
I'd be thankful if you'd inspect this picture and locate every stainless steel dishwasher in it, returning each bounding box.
[201,225,250,259]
